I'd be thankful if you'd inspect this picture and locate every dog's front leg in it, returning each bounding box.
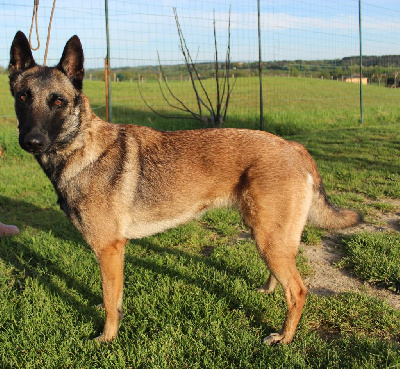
[95,239,127,342]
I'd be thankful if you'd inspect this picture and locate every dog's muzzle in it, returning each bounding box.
[23,132,47,154]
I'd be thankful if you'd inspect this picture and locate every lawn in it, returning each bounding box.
[0,74,399,368]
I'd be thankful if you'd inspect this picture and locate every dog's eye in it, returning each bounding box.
[19,93,27,103]
[54,98,63,107]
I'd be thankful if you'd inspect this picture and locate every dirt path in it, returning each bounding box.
[303,202,400,310]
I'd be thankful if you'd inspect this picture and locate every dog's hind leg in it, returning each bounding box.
[95,238,127,342]
[263,248,307,345]
[254,226,308,345]
[239,179,311,344]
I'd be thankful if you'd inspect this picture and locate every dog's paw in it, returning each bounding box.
[94,333,115,343]
[263,333,285,345]
[255,286,275,294]
[94,334,107,343]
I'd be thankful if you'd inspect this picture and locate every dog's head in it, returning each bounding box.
[9,31,85,155]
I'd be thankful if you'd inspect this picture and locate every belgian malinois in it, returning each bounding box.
[9,31,360,344]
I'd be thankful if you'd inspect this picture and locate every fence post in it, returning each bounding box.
[105,0,112,122]
[105,58,110,122]
[258,0,264,131]
[359,0,364,126]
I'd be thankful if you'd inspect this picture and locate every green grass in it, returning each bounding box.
[294,125,400,201]
[79,74,400,133]
[0,75,400,368]
[338,232,400,291]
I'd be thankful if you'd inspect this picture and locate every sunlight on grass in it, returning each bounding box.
[0,74,399,368]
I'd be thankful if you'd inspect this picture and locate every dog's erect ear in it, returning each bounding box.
[57,35,85,91]
[9,31,37,76]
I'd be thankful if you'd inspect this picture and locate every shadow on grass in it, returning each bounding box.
[0,193,276,337]
[0,195,82,243]
[311,151,400,174]
[0,195,102,334]
[296,127,400,173]
[91,103,262,132]
[0,237,102,320]
[125,238,276,334]
[88,104,400,176]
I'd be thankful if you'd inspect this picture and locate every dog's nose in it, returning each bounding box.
[24,133,45,153]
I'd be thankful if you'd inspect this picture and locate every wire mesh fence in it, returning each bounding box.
[1,0,400,133]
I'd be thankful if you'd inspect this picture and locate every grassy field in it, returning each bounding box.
[0,74,399,368]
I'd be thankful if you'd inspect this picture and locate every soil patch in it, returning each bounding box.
[303,201,400,310]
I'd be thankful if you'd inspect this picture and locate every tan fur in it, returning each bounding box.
[9,31,361,344]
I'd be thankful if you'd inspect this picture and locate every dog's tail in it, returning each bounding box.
[308,180,361,230]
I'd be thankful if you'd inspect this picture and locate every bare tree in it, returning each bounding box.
[139,6,235,128]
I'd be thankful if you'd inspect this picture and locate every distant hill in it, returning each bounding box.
[342,55,400,67]
[84,55,400,82]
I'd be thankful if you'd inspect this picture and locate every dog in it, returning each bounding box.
[9,31,360,344]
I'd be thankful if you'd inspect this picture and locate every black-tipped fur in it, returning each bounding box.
[56,35,85,91]
[9,31,37,95]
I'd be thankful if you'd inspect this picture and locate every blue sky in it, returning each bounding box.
[1,0,400,69]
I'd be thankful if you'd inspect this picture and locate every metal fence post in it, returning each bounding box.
[359,0,364,126]
[105,0,112,122]
[258,0,264,131]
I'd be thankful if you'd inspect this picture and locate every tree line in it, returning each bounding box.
[2,54,397,81]
[83,54,400,83]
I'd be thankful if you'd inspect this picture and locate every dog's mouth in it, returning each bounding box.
[23,146,43,154]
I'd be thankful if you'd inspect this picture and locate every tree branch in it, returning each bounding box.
[139,6,235,128]
[213,10,221,123]
[156,51,203,121]
[222,5,233,121]
[137,81,201,121]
